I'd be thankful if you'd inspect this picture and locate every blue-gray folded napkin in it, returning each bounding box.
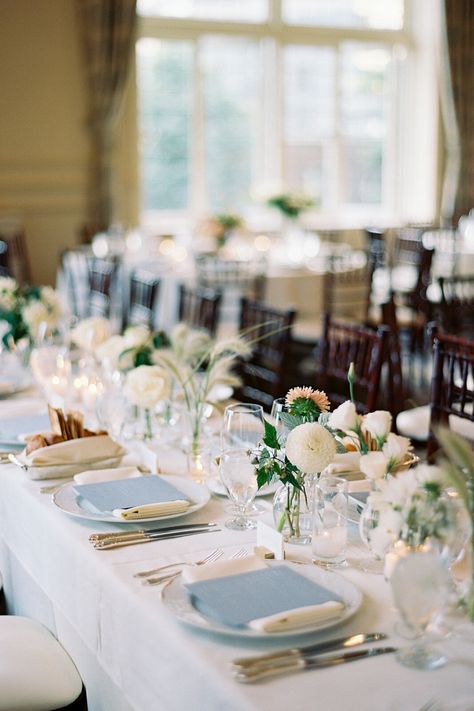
[74,476,189,513]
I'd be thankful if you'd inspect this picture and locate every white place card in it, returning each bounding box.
[257,521,284,560]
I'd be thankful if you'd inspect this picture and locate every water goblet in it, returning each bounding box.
[221,403,265,452]
[219,449,258,530]
[391,550,451,670]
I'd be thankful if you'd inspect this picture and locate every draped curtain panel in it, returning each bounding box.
[444,0,474,222]
[76,0,137,231]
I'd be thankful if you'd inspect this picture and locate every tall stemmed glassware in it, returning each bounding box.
[221,403,265,452]
[391,550,451,670]
[220,404,265,529]
[220,450,259,530]
[270,397,291,445]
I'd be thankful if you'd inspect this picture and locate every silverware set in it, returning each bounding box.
[231,632,394,682]
[89,522,221,550]
[137,546,248,586]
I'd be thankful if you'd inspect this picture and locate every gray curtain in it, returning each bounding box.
[443,0,474,223]
[76,0,137,230]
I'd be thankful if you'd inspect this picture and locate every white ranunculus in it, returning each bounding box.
[123,325,150,349]
[70,317,110,351]
[95,335,125,369]
[327,400,359,433]
[382,433,412,468]
[363,410,392,440]
[359,451,388,481]
[125,365,171,409]
[0,276,17,310]
[285,422,337,474]
[40,286,62,319]
[414,463,443,486]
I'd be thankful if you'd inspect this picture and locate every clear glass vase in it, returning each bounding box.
[272,475,315,544]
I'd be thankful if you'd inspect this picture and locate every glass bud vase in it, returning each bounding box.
[272,475,315,545]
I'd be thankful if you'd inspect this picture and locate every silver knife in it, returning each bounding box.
[233,646,397,683]
[89,523,217,541]
[92,527,221,549]
[233,632,387,670]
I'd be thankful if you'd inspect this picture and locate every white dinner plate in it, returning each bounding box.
[207,478,279,498]
[52,475,211,524]
[161,561,362,640]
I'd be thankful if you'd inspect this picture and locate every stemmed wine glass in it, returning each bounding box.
[391,550,451,670]
[220,403,265,527]
[270,397,291,445]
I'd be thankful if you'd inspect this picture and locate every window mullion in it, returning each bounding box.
[190,37,207,220]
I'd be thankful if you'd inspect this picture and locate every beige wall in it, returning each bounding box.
[0,0,89,286]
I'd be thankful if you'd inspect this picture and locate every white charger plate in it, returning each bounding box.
[161,561,362,640]
[52,474,211,524]
[207,478,279,498]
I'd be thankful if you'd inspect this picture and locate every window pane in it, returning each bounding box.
[137,38,192,212]
[342,142,382,204]
[202,37,261,212]
[283,0,404,29]
[138,0,267,22]
[284,45,336,205]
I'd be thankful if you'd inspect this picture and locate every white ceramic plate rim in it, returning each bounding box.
[161,560,362,640]
[208,478,279,498]
[52,474,210,523]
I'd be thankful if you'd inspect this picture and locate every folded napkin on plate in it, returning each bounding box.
[73,466,142,486]
[323,452,361,475]
[12,435,126,480]
[184,558,345,633]
[74,475,191,519]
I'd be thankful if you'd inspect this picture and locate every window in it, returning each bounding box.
[136,0,438,227]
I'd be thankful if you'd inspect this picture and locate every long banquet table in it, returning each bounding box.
[1,394,474,711]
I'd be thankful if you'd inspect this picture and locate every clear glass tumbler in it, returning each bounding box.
[312,475,348,568]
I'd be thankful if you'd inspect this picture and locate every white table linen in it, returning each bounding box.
[1,397,474,710]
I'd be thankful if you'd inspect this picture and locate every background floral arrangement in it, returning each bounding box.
[199,211,244,249]
[266,192,314,219]
[0,276,62,346]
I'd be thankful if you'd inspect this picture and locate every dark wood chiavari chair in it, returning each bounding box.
[178,284,222,336]
[234,297,295,411]
[315,313,388,414]
[437,274,474,338]
[60,249,90,319]
[427,326,474,457]
[124,269,161,330]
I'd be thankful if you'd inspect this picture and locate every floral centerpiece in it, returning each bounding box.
[124,364,171,440]
[253,386,338,542]
[200,211,244,251]
[266,192,314,219]
[364,464,457,561]
[437,429,474,620]
[95,325,170,372]
[0,276,62,347]
[153,327,251,457]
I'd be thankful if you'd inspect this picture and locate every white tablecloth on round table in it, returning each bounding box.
[1,397,474,711]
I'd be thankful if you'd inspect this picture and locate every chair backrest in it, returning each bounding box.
[234,297,296,411]
[438,274,474,337]
[381,297,405,417]
[428,326,474,456]
[0,221,30,284]
[178,284,222,336]
[365,227,386,271]
[125,269,161,329]
[87,258,118,318]
[393,227,423,267]
[59,248,90,318]
[322,263,372,323]
[315,313,388,413]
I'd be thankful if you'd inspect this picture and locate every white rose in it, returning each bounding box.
[22,300,53,338]
[285,422,337,474]
[382,433,412,468]
[0,277,17,310]
[414,463,443,486]
[123,325,150,349]
[363,410,392,441]
[327,400,359,432]
[125,365,171,409]
[70,317,110,351]
[40,286,62,320]
[95,335,125,369]
[359,451,388,481]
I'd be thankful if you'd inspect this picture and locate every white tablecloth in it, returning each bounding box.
[1,399,474,711]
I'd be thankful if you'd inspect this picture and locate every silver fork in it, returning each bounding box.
[231,548,248,560]
[141,548,224,585]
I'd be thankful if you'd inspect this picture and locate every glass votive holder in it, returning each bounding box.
[186,449,212,484]
[312,475,348,568]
